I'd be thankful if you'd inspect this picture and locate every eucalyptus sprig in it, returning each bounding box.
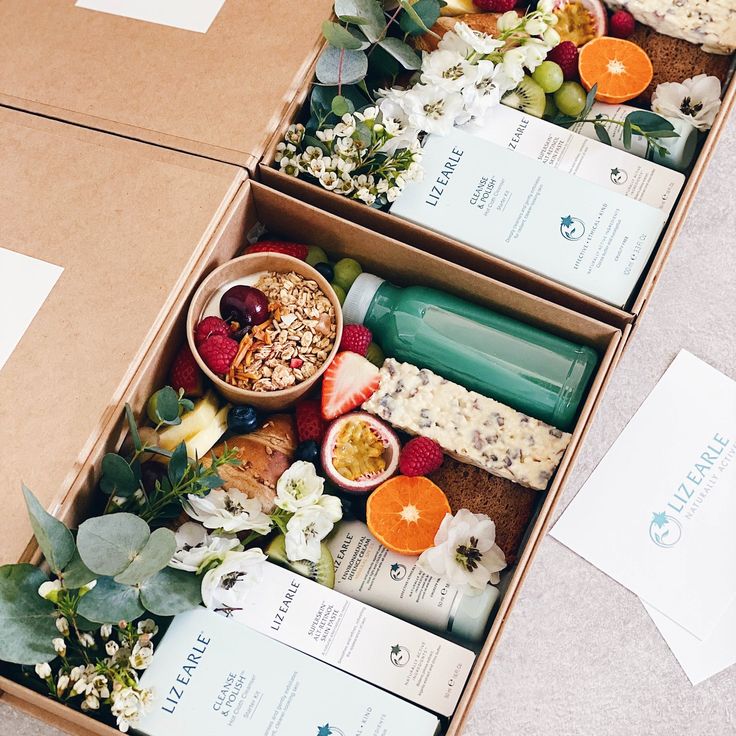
[553,84,680,161]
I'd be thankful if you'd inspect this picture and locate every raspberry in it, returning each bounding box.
[296,400,326,443]
[399,437,444,476]
[473,0,517,10]
[339,324,373,357]
[547,41,579,81]
[194,316,229,346]
[243,240,309,260]
[609,10,635,39]
[197,334,239,375]
[170,344,204,397]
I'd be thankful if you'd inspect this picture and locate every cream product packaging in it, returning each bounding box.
[327,520,498,642]
[465,105,684,215]
[570,101,698,172]
[390,127,668,307]
[224,560,475,717]
[138,608,440,736]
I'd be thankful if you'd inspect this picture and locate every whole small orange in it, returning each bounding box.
[366,475,451,555]
[578,36,653,104]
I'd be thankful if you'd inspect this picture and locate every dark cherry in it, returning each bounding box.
[314,262,334,282]
[219,285,269,326]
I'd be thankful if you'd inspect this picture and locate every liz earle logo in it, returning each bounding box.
[317,725,345,736]
[389,644,410,667]
[610,167,628,185]
[648,433,732,548]
[559,215,586,241]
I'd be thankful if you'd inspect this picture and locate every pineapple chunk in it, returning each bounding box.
[441,0,481,16]
[158,391,219,451]
[185,406,230,460]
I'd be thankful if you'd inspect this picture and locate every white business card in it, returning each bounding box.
[0,247,63,373]
[75,0,226,33]
[551,350,736,641]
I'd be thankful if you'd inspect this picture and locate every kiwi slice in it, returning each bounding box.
[501,75,547,119]
[265,534,336,588]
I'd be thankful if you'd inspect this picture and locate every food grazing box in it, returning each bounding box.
[259,0,736,328]
[0,107,622,736]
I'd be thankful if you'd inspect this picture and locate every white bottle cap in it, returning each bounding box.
[341,272,385,325]
[450,585,499,642]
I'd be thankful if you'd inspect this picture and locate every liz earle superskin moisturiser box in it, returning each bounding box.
[390,127,669,307]
[138,608,440,736]
[225,562,475,717]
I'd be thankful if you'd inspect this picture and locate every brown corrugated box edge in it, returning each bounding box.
[0,176,621,736]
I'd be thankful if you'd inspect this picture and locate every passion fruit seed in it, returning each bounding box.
[333,419,387,481]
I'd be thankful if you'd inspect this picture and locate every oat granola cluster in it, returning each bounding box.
[226,271,336,392]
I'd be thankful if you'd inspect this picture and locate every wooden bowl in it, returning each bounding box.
[187,253,343,411]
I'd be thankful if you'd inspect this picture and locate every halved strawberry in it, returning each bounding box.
[243,240,308,260]
[321,352,380,420]
[170,344,204,397]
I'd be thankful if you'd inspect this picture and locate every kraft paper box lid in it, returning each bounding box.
[0,107,245,564]
[0,0,332,168]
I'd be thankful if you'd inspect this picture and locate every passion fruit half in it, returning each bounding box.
[321,411,400,493]
[549,0,607,46]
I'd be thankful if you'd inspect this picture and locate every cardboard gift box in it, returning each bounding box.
[0,107,621,735]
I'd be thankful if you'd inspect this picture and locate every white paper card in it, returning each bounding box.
[644,599,736,685]
[551,350,736,640]
[75,0,226,33]
[0,248,63,373]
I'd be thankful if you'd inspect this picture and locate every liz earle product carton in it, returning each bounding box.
[221,561,475,717]
[390,127,669,309]
[138,607,440,736]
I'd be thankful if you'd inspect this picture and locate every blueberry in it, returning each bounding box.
[227,405,259,434]
[314,262,334,282]
[295,440,320,464]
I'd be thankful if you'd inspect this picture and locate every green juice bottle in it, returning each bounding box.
[342,273,598,431]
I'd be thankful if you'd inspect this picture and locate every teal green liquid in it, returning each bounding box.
[364,282,598,431]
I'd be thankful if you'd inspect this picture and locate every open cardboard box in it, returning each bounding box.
[0,108,622,735]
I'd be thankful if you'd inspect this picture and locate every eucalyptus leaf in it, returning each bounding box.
[581,84,597,120]
[627,110,674,133]
[60,548,96,589]
[124,404,142,453]
[99,453,138,497]
[311,84,370,119]
[22,485,75,575]
[377,37,421,70]
[332,94,356,116]
[77,577,144,624]
[316,47,369,86]
[623,117,632,149]
[150,386,181,425]
[114,528,176,585]
[335,0,386,41]
[168,442,189,487]
[139,568,202,616]
[399,0,441,36]
[322,20,364,50]
[353,120,373,147]
[594,123,611,146]
[77,513,150,576]
[0,564,58,665]
[646,130,680,139]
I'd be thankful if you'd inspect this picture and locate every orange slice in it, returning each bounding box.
[578,37,653,104]
[366,476,451,555]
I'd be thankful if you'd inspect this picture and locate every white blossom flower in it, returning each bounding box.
[333,113,357,137]
[99,623,112,640]
[185,488,272,535]
[78,632,96,648]
[201,549,267,611]
[401,85,465,135]
[106,640,119,657]
[497,10,522,33]
[34,663,52,679]
[52,638,66,656]
[316,128,336,143]
[82,694,100,711]
[38,580,62,601]
[284,123,305,145]
[72,678,89,696]
[129,641,154,670]
[79,579,97,595]
[55,617,70,636]
[69,665,85,682]
[355,106,379,121]
[285,504,337,563]
[651,74,722,131]
[525,17,547,36]
[319,170,340,190]
[57,674,70,694]
[448,23,505,55]
[543,27,561,47]
[137,619,159,636]
[418,509,507,595]
[421,49,478,93]
[316,494,343,523]
[111,686,151,733]
[275,461,325,512]
[169,521,240,572]
[520,38,550,73]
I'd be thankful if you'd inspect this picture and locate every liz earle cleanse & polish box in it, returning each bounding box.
[137,607,441,736]
[390,127,669,309]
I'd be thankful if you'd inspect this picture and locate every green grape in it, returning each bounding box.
[306,245,329,267]
[331,283,347,305]
[333,258,363,291]
[532,61,564,93]
[554,82,587,117]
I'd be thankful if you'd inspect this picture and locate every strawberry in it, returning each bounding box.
[609,9,635,39]
[198,334,239,375]
[339,324,373,357]
[169,344,204,397]
[399,437,444,476]
[321,352,380,420]
[547,41,579,81]
[243,240,309,260]
[296,399,326,443]
[473,0,516,10]
[194,316,230,346]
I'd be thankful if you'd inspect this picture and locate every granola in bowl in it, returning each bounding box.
[225,271,336,392]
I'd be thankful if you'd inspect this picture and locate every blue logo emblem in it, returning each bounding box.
[389,562,407,581]
[560,215,586,241]
[390,644,410,667]
[610,167,628,185]
[649,511,682,548]
[317,725,345,736]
